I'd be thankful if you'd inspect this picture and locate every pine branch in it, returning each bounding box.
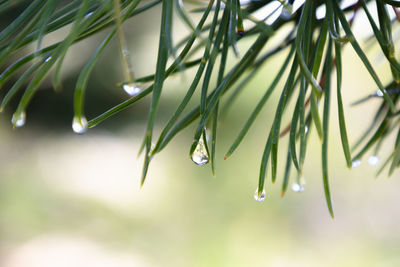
[0,0,399,216]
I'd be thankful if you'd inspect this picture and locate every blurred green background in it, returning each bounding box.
[0,2,400,267]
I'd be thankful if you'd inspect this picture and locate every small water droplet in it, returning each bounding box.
[191,135,209,166]
[72,116,88,134]
[291,183,305,193]
[45,56,52,62]
[254,188,266,202]
[122,82,142,96]
[368,155,380,166]
[147,143,156,158]
[351,159,362,168]
[11,111,26,127]
[280,3,293,19]
[84,11,93,19]
[305,125,309,134]
[376,90,384,97]
[122,49,130,56]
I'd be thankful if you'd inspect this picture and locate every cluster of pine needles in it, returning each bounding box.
[1,0,400,217]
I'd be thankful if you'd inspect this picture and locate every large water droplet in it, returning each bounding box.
[191,142,208,165]
[280,3,293,19]
[291,183,305,193]
[305,125,309,134]
[352,159,362,168]
[72,116,88,134]
[368,155,380,166]
[191,135,209,166]
[254,188,266,202]
[122,82,142,96]
[11,111,26,127]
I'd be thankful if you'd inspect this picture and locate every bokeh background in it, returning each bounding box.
[0,1,400,266]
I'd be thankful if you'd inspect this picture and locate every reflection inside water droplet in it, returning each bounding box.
[122,82,142,96]
[351,159,362,168]
[11,111,26,127]
[72,116,88,134]
[191,134,209,166]
[254,188,266,202]
[291,183,305,193]
[368,155,380,166]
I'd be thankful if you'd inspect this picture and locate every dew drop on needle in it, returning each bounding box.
[254,188,266,202]
[11,111,26,128]
[368,155,380,166]
[123,82,142,97]
[291,183,305,193]
[280,2,293,19]
[351,159,362,168]
[72,116,88,134]
[191,135,209,166]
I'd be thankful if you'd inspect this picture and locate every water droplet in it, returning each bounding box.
[280,3,293,19]
[45,56,52,62]
[11,111,26,127]
[122,49,130,56]
[291,183,305,193]
[84,11,93,19]
[254,188,266,202]
[122,82,142,96]
[351,159,362,168]
[72,116,88,134]
[191,135,209,166]
[368,155,380,166]
[376,90,384,97]
[305,125,309,134]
